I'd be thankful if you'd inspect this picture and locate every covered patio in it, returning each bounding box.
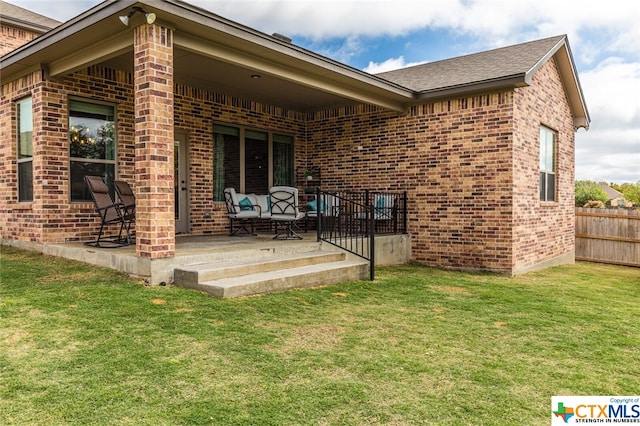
[1,0,412,264]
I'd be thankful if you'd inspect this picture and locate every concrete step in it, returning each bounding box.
[181,259,369,298]
[174,250,346,284]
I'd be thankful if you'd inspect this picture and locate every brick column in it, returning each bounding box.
[133,23,175,258]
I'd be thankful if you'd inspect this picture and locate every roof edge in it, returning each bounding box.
[415,74,528,100]
[525,35,590,129]
[1,0,135,68]
[0,15,57,33]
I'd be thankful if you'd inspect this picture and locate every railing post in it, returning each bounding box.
[402,191,408,234]
[316,187,321,242]
[368,204,375,281]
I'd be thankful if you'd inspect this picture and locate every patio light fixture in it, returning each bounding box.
[119,7,157,26]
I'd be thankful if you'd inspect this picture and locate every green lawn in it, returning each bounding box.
[1,246,638,425]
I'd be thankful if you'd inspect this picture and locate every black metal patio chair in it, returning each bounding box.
[223,187,261,236]
[269,186,305,240]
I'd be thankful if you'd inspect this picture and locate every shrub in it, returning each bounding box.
[575,180,608,207]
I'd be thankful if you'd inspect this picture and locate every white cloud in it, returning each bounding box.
[574,57,640,182]
[363,56,427,74]
[194,0,639,47]
[580,58,640,126]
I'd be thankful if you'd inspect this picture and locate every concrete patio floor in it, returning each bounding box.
[5,231,410,290]
[39,232,326,285]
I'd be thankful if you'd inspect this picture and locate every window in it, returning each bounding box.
[539,126,556,202]
[17,97,33,202]
[69,99,116,201]
[213,124,294,201]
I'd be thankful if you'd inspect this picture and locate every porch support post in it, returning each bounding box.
[133,23,175,259]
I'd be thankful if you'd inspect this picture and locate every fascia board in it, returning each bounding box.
[524,36,590,129]
[415,75,527,100]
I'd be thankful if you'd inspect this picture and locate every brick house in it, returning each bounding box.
[598,183,633,208]
[1,0,589,276]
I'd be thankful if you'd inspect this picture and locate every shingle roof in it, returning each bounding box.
[598,183,624,200]
[0,0,60,33]
[376,35,566,94]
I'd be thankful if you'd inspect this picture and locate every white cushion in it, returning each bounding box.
[253,194,271,219]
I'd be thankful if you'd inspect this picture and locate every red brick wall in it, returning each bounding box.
[0,71,43,243]
[512,59,576,272]
[307,94,517,272]
[0,26,40,56]
[133,24,176,258]
[0,69,135,244]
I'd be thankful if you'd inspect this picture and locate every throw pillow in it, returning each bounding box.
[375,196,387,214]
[239,196,254,210]
[307,198,326,212]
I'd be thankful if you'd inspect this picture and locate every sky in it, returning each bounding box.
[6,0,640,184]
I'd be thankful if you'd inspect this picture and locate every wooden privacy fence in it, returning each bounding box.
[575,208,640,267]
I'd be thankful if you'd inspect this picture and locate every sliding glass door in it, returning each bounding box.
[213,124,294,201]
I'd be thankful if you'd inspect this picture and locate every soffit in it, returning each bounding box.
[100,47,361,112]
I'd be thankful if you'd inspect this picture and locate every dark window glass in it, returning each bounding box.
[539,126,556,202]
[18,162,33,202]
[70,162,116,201]
[213,125,240,201]
[213,125,294,201]
[245,130,269,194]
[69,100,115,201]
[273,134,294,187]
[17,97,33,202]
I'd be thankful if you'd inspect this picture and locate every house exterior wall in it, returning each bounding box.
[0,68,135,244]
[305,58,576,274]
[307,93,517,273]
[173,87,306,236]
[512,58,576,273]
[0,71,43,242]
[0,25,40,56]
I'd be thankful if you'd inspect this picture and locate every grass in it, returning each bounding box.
[1,246,639,425]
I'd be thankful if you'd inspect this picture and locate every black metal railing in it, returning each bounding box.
[314,188,408,280]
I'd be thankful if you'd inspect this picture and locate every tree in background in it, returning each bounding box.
[611,181,640,205]
[575,180,609,207]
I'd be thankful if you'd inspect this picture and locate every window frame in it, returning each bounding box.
[68,97,117,202]
[213,122,295,201]
[539,125,557,203]
[16,96,33,203]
